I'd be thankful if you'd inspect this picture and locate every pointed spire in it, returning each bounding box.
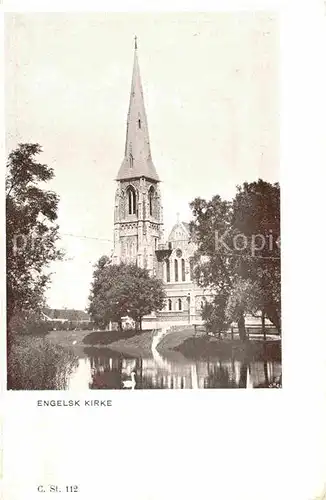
[116,39,160,182]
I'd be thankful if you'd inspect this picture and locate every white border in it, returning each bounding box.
[1,1,326,499]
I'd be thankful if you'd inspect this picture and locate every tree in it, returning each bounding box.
[225,277,261,328]
[202,292,229,337]
[6,144,63,334]
[232,180,280,332]
[189,180,281,340]
[88,260,166,330]
[189,194,248,340]
[88,257,126,329]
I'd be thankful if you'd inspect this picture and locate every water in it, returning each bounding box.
[68,345,281,390]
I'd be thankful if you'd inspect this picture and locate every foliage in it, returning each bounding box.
[7,337,78,390]
[232,180,280,330]
[225,277,261,324]
[190,180,280,337]
[9,310,52,336]
[189,194,247,338]
[88,259,166,330]
[201,293,229,335]
[48,320,94,331]
[43,307,90,322]
[6,144,63,328]
[88,256,126,328]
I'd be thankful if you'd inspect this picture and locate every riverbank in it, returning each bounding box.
[45,328,281,361]
[46,327,206,357]
[173,336,281,361]
[46,328,155,357]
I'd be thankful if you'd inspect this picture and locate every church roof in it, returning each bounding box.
[167,220,191,242]
[181,222,190,234]
[116,40,160,182]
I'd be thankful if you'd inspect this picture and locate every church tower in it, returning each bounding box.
[113,38,163,274]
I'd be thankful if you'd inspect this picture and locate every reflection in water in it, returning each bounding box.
[67,345,281,390]
[68,357,93,390]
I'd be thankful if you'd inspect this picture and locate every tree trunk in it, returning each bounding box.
[262,309,266,341]
[118,320,122,331]
[265,305,281,334]
[138,317,142,331]
[237,313,246,342]
[7,290,15,327]
[7,298,17,354]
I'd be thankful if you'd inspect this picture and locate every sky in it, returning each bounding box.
[5,12,279,310]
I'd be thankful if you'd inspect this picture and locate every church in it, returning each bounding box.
[112,40,211,328]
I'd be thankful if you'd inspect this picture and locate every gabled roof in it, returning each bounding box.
[116,42,160,182]
[167,221,191,242]
[181,221,190,234]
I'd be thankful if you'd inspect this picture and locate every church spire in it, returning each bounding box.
[116,39,160,182]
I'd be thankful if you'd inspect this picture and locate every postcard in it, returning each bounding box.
[2,2,326,499]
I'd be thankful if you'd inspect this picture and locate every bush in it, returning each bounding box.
[202,297,229,336]
[7,337,78,390]
[81,322,94,330]
[48,321,93,331]
[9,312,52,336]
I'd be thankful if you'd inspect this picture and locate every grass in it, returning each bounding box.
[45,327,281,362]
[46,329,93,346]
[82,329,152,346]
[174,336,281,361]
[157,328,205,351]
[106,330,154,357]
[46,328,155,357]
[8,336,78,390]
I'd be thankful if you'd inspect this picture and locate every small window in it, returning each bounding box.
[127,186,136,215]
[174,259,178,282]
[168,242,172,250]
[181,259,186,281]
[138,118,141,129]
[178,298,182,311]
[168,299,172,311]
[129,153,133,169]
[166,260,170,283]
[149,186,155,216]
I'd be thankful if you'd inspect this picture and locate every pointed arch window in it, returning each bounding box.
[149,186,155,216]
[138,118,141,129]
[166,259,170,283]
[129,153,134,169]
[181,259,186,281]
[174,259,179,282]
[168,299,172,311]
[178,298,182,311]
[127,186,136,215]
